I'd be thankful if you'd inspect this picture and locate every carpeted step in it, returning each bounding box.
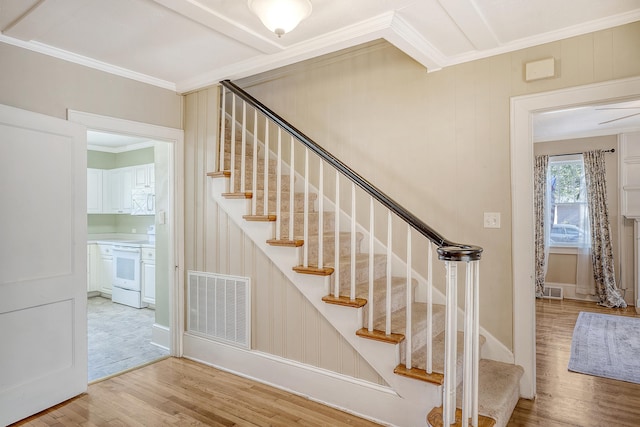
[278,211,335,239]
[305,231,364,264]
[231,171,291,192]
[324,253,387,288]
[355,276,411,321]
[254,190,317,213]
[427,360,523,427]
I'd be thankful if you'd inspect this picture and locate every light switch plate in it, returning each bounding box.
[484,212,501,228]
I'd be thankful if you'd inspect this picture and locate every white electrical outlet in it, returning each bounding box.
[484,212,501,229]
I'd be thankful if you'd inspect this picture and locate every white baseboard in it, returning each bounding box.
[183,333,437,427]
[151,323,170,350]
[544,282,598,302]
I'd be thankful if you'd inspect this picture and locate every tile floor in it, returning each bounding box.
[88,296,169,382]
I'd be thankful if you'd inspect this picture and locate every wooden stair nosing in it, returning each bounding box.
[393,364,444,385]
[292,265,334,276]
[355,327,404,344]
[322,294,367,308]
[222,192,252,199]
[243,214,276,221]
[207,171,231,178]
[267,238,304,247]
[426,406,496,427]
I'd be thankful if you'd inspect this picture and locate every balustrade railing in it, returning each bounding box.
[218,80,483,426]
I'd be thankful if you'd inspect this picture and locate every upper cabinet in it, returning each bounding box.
[88,163,154,214]
[87,168,103,213]
[133,163,154,189]
[620,131,640,218]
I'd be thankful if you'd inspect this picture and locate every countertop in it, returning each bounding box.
[88,234,155,248]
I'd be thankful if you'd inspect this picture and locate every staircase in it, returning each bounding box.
[208,80,523,427]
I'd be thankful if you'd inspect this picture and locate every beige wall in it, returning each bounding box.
[183,88,385,385]
[236,22,640,349]
[0,42,182,128]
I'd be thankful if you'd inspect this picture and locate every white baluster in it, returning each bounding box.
[251,110,258,216]
[368,197,374,332]
[318,160,324,268]
[240,101,246,193]
[219,88,226,172]
[463,261,473,426]
[473,260,480,427]
[405,225,412,369]
[289,136,295,241]
[443,261,458,426]
[350,182,356,300]
[386,211,392,335]
[426,243,433,374]
[333,171,340,297]
[275,129,282,239]
[230,95,236,192]
[263,120,269,216]
[303,148,309,268]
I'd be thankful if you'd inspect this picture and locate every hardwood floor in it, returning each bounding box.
[508,298,640,426]
[12,357,381,427]
[12,298,640,427]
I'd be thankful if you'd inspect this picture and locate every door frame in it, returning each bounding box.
[67,110,185,357]
[510,75,640,399]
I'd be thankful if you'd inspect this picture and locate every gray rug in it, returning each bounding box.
[568,311,640,384]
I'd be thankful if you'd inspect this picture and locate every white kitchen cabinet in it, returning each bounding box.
[87,243,101,293]
[141,247,156,304]
[133,163,155,189]
[87,169,103,213]
[104,167,134,214]
[98,244,114,295]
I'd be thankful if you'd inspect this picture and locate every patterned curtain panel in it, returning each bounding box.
[583,150,627,308]
[534,155,549,298]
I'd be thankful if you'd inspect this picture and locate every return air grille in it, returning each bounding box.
[542,285,563,300]
[187,271,251,349]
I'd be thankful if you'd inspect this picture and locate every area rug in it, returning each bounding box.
[568,311,640,384]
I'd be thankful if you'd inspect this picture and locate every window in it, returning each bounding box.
[548,156,590,247]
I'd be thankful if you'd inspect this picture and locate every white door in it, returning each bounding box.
[0,104,87,425]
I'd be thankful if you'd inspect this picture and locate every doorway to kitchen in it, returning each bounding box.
[68,110,184,383]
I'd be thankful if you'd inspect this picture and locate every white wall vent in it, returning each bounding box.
[542,285,563,300]
[187,270,251,349]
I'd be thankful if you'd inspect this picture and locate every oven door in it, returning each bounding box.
[112,246,141,291]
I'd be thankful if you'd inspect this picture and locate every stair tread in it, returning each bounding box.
[468,359,524,424]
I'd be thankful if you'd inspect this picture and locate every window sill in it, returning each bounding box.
[549,246,579,255]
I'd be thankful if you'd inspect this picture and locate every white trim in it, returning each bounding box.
[0,35,176,91]
[87,141,156,154]
[67,110,185,358]
[510,76,640,399]
[183,333,436,427]
[151,323,170,350]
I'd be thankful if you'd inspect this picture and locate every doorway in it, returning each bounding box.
[68,110,185,379]
[510,76,640,398]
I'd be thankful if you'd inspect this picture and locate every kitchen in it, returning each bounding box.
[86,131,169,381]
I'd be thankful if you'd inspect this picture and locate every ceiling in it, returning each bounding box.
[1,0,639,95]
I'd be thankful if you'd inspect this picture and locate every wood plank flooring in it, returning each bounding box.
[12,298,640,427]
[508,298,640,426]
[11,357,381,427]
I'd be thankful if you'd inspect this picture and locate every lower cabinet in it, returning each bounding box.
[98,244,114,295]
[87,243,101,293]
[142,247,156,305]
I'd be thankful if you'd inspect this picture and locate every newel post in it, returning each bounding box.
[437,245,482,427]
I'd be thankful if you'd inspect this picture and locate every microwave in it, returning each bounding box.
[131,188,155,215]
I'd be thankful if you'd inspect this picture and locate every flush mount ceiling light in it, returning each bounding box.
[248,0,312,37]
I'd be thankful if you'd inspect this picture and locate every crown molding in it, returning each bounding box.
[0,35,176,91]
